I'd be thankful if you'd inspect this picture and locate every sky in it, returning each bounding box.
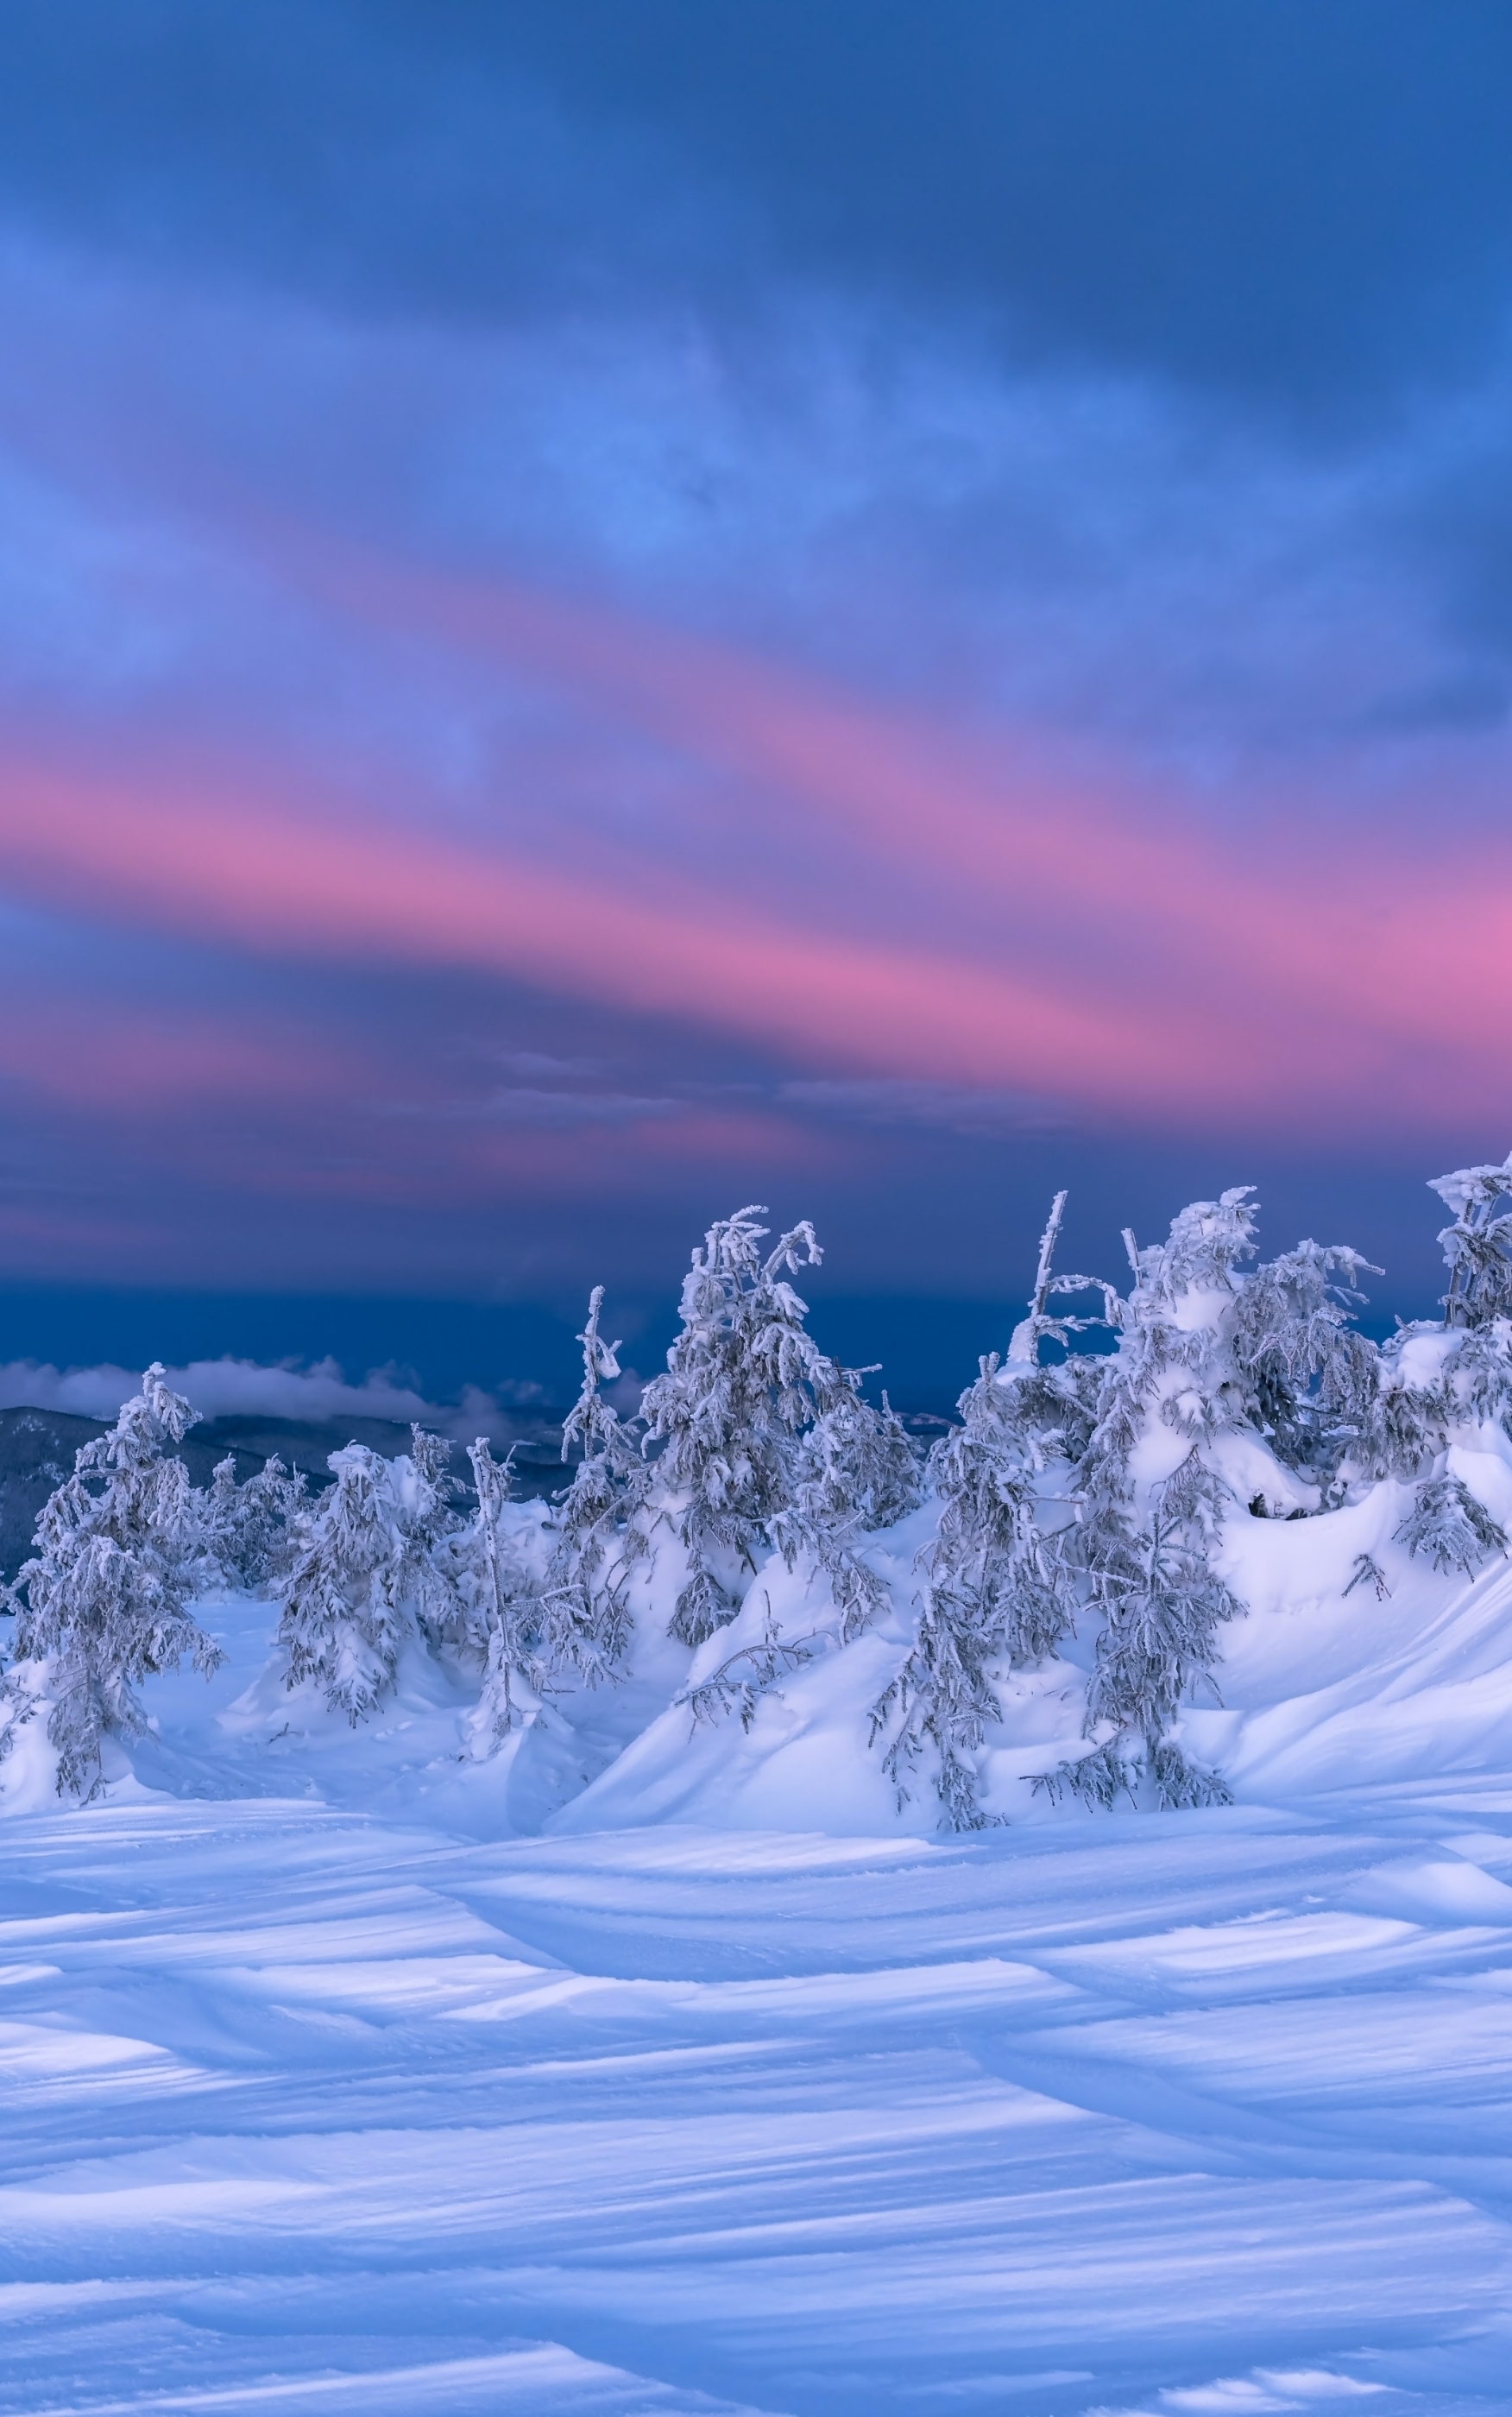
[3,2,1512,1404]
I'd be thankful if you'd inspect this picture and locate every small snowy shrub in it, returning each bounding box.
[1395,1475,1507,1576]
[2,1365,224,1798]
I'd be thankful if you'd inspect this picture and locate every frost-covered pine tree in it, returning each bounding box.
[1,1365,224,1797]
[1362,1151,1512,1559]
[871,1193,1108,1828]
[1435,1151,1512,1328]
[449,1438,545,1746]
[1425,1152,1512,1443]
[275,1444,413,1722]
[772,1379,921,1644]
[1395,1474,1507,1575]
[534,1285,642,1682]
[1040,1192,1262,1810]
[1058,1449,1242,1808]
[639,1208,854,1645]
[394,1424,469,1653]
[1232,1239,1381,1487]
[203,1453,308,1590]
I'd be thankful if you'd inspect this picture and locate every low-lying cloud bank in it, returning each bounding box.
[0,1356,453,1428]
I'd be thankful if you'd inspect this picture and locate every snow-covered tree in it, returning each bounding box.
[870,1194,1106,1827]
[394,1424,469,1653]
[534,1286,641,1682]
[1043,1191,1262,1810]
[1232,1238,1380,1483]
[1395,1474,1507,1576]
[1433,1152,1512,1328]
[275,1445,413,1722]
[1,1365,223,1798]
[639,1208,854,1645]
[1355,1150,1512,1518]
[203,1454,308,1590]
[772,1380,921,1644]
[450,1439,545,1746]
[1049,1450,1241,1808]
[1352,1366,1451,1484]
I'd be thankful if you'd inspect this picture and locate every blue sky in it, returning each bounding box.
[2,3,1510,1399]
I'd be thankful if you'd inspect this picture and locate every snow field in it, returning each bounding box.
[4,1703,1512,2412]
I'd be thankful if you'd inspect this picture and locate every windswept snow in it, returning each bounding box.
[3,1567,1512,2413]
[9,1178,1512,2409]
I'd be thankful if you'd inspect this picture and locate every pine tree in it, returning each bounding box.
[452,1439,544,1746]
[1364,1151,1512,1538]
[1395,1474,1508,1576]
[275,1445,413,1722]
[870,1194,1105,1827]
[1433,1152,1512,1328]
[772,1381,921,1644]
[639,1208,852,1645]
[1352,1366,1451,1484]
[394,1425,468,1654]
[1,1365,224,1798]
[203,1454,308,1590]
[1042,1192,1259,1811]
[1232,1239,1380,1481]
[534,1286,641,1684]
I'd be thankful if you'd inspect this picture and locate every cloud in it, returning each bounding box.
[2,3,1510,417]
[0,1356,439,1425]
[779,1080,1073,1138]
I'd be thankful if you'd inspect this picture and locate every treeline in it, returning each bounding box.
[4,1158,1512,1819]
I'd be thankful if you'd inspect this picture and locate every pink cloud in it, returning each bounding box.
[0,992,355,1115]
[0,533,1508,1145]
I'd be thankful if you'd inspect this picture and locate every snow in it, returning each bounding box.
[5,1547,1512,2414]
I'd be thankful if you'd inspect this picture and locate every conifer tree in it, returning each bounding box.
[1,1366,223,1798]
[204,1454,308,1590]
[1395,1474,1507,1576]
[870,1194,1106,1827]
[394,1425,468,1653]
[452,1438,544,1745]
[1042,1192,1259,1810]
[772,1380,921,1643]
[535,1285,641,1682]
[1232,1239,1380,1483]
[639,1208,852,1645]
[1362,1151,1512,1528]
[275,1444,413,1722]
[1433,1152,1512,1328]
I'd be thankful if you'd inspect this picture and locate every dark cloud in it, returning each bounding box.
[0,3,1509,415]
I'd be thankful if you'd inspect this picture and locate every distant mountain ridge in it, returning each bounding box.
[0,1404,574,1584]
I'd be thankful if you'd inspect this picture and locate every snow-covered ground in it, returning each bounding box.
[4,1576,1512,2415]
